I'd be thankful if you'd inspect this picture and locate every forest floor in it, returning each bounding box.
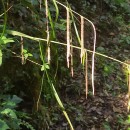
[71,89,128,130]
[53,75,129,130]
[51,46,130,130]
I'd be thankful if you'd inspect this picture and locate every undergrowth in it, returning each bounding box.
[0,0,130,129]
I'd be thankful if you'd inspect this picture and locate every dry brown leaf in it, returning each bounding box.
[91,127,96,130]
[87,107,96,112]
[97,98,104,103]
[113,105,122,113]
[109,32,115,36]
[76,125,82,130]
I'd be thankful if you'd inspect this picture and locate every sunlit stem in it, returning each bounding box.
[20,37,24,65]
[127,64,130,112]
[66,7,70,68]
[45,0,51,64]
[85,51,88,99]
[80,16,84,64]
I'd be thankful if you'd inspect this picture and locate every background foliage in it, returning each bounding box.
[0,0,130,129]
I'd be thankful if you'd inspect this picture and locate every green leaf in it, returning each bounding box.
[1,108,17,119]
[24,54,28,59]
[2,101,16,108]
[97,46,105,52]
[103,122,111,130]
[11,95,23,104]
[125,115,130,124]
[25,0,38,5]
[2,95,22,109]
[41,64,50,71]
[23,49,33,59]
[28,53,33,57]
[0,36,14,44]
[0,49,2,66]
[23,49,27,53]
[55,23,66,31]
[0,119,9,130]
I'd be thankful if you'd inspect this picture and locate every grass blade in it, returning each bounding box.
[52,0,59,22]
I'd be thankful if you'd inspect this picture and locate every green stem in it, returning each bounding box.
[39,42,74,130]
